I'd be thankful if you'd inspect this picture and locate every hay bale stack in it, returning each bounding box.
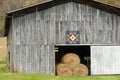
[71,64,88,76]
[56,63,72,76]
[56,53,89,76]
[62,53,81,64]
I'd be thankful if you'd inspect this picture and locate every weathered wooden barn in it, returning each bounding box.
[4,0,120,75]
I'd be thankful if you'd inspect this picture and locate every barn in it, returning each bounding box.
[4,0,120,75]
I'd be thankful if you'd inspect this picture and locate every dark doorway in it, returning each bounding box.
[55,45,91,75]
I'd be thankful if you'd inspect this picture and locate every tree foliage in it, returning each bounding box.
[101,0,120,6]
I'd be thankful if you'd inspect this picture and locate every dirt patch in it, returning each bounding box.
[0,37,7,62]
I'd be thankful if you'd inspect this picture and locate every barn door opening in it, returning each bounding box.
[55,45,91,76]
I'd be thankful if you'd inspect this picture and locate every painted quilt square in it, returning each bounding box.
[66,31,80,44]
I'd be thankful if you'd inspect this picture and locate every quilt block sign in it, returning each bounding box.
[66,31,80,44]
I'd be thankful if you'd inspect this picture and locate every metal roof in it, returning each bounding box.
[4,0,120,36]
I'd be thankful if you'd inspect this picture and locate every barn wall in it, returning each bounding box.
[10,2,120,74]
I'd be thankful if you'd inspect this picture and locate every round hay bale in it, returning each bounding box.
[56,63,72,76]
[62,53,80,64]
[72,64,89,76]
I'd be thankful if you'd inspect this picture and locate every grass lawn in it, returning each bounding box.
[0,64,120,80]
[0,73,120,80]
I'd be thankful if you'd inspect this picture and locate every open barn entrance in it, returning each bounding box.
[55,45,91,76]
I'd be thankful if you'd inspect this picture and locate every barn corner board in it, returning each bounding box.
[4,0,120,75]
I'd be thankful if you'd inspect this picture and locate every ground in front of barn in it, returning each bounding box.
[0,63,120,80]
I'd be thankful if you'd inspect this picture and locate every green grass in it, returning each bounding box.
[0,63,8,73]
[0,63,120,80]
[0,73,120,80]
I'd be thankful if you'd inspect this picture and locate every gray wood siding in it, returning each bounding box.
[9,2,120,74]
[13,2,120,45]
[91,46,120,75]
[7,17,14,71]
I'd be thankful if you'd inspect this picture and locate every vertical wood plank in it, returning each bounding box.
[13,18,21,45]
[49,45,55,75]
[41,45,45,74]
